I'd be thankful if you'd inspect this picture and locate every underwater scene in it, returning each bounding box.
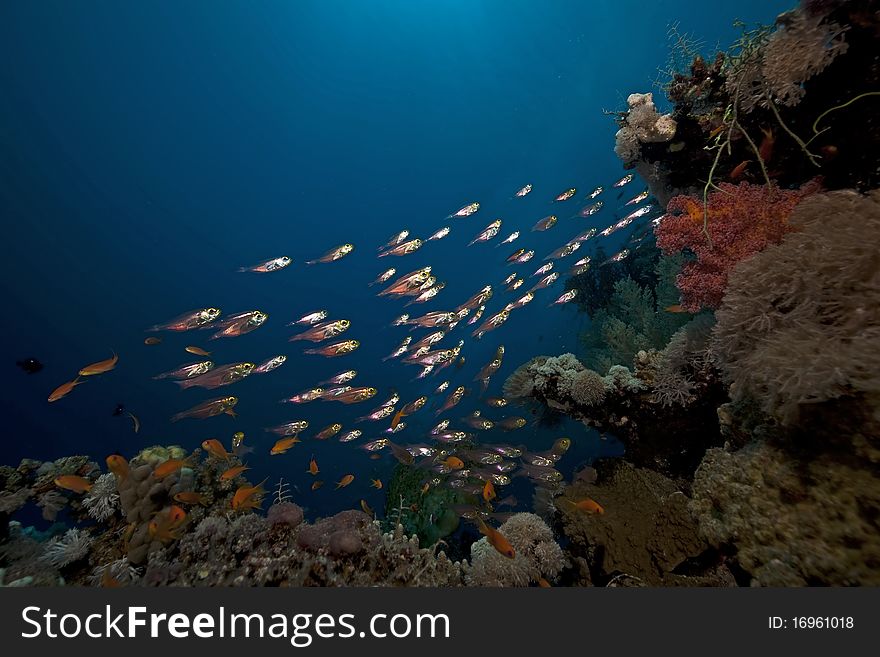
[1,0,878,588]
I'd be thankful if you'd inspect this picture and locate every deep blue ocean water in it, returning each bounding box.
[0,0,790,520]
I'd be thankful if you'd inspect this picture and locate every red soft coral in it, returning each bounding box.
[655,181,820,311]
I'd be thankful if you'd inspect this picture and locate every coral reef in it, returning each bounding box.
[560,461,734,586]
[692,442,880,586]
[465,513,567,586]
[712,189,880,426]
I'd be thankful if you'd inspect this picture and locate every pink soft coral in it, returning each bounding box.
[655,181,820,311]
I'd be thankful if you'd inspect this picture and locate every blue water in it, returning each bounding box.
[0,0,789,518]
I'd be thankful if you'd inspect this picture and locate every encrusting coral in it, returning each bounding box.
[466,513,567,586]
[691,442,880,586]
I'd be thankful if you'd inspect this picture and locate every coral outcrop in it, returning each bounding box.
[465,513,567,586]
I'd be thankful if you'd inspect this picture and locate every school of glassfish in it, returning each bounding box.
[47,175,657,558]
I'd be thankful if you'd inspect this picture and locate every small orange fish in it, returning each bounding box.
[477,518,515,559]
[186,346,211,356]
[664,304,689,313]
[153,459,186,479]
[149,505,187,542]
[369,454,381,460]
[231,478,267,511]
[79,351,118,376]
[270,436,300,455]
[370,478,383,489]
[729,159,751,181]
[564,497,605,514]
[48,376,85,402]
[144,337,162,346]
[311,480,324,491]
[421,482,430,495]
[105,454,129,482]
[336,474,354,489]
[360,499,374,516]
[220,464,250,480]
[54,474,93,493]
[307,456,319,475]
[443,456,464,470]
[538,578,552,588]
[173,491,208,506]
[483,479,496,503]
[202,438,229,460]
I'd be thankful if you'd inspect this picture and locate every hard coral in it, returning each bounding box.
[713,189,880,424]
[655,180,820,311]
[614,93,677,165]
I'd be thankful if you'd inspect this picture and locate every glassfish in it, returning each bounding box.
[472,309,509,339]
[428,226,450,241]
[369,268,396,286]
[378,238,423,257]
[551,289,578,306]
[306,243,354,264]
[446,202,479,218]
[530,272,559,291]
[283,387,325,403]
[589,186,604,198]
[210,310,268,339]
[468,219,502,246]
[314,423,343,440]
[575,201,603,217]
[171,396,237,422]
[291,310,328,326]
[612,173,634,188]
[237,256,291,273]
[320,369,358,385]
[289,319,350,342]
[532,262,554,277]
[532,215,557,231]
[436,385,466,415]
[303,339,360,357]
[148,307,221,332]
[253,355,286,374]
[176,362,254,390]
[601,249,631,266]
[378,231,409,251]
[624,189,650,206]
[154,361,214,380]
[514,184,532,197]
[497,231,519,247]
[553,188,576,202]
[266,420,308,436]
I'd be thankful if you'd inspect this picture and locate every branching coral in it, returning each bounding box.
[656,180,820,311]
[83,473,120,522]
[41,529,93,569]
[466,513,566,586]
[712,189,880,424]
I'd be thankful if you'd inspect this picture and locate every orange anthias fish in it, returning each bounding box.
[185,346,211,356]
[477,518,515,559]
[48,376,85,402]
[483,479,496,503]
[106,454,130,482]
[370,479,383,489]
[54,474,93,493]
[153,458,186,479]
[564,497,605,514]
[231,479,268,511]
[336,474,355,489]
[78,351,118,376]
[270,437,300,455]
[220,464,250,480]
[311,480,324,491]
[149,505,188,543]
[442,456,465,470]
[307,456,319,475]
[144,337,162,345]
[202,438,230,460]
[664,304,689,313]
[173,491,208,506]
